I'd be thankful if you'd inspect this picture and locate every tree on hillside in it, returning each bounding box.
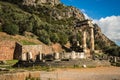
[50,33,59,43]
[2,22,19,35]
[37,29,51,45]
[58,32,68,45]
[105,46,120,56]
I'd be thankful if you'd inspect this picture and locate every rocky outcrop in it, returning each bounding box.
[22,0,60,6]
[52,6,85,20]
[22,0,84,20]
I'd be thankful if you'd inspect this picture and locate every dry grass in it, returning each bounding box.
[0,32,41,44]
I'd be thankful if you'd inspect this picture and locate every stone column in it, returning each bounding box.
[39,53,43,61]
[90,26,94,51]
[29,52,33,60]
[88,20,95,52]
[21,53,27,61]
[54,52,60,60]
[83,31,87,56]
[83,31,87,49]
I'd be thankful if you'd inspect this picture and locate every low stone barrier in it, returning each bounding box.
[0,71,40,80]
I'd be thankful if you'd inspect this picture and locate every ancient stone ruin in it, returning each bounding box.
[15,19,95,62]
[14,19,110,68]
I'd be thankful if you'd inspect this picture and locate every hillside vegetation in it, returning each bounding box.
[0,0,120,56]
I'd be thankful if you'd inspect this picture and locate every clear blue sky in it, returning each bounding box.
[60,0,120,19]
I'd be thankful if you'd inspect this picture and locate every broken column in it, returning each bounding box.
[54,52,60,60]
[71,51,76,59]
[39,53,43,61]
[21,53,27,61]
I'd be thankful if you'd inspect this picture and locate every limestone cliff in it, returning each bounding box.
[22,0,60,6]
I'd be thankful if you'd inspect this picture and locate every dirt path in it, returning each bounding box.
[40,67,120,80]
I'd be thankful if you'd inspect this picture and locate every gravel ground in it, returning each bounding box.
[40,67,120,80]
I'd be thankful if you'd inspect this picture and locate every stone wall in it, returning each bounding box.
[0,40,62,60]
[0,71,40,80]
[0,40,15,60]
[14,43,54,60]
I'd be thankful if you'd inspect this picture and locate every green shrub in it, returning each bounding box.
[58,32,68,45]
[116,62,120,67]
[2,22,19,35]
[105,46,119,56]
[37,30,51,45]
[50,33,59,43]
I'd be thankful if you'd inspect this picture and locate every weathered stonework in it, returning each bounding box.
[14,43,43,60]
[14,43,62,60]
[0,40,15,60]
[51,7,85,20]
[0,71,40,80]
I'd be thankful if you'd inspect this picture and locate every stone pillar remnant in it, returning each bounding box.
[39,53,43,61]
[21,53,27,61]
[54,52,60,60]
[83,31,87,49]
[71,51,76,59]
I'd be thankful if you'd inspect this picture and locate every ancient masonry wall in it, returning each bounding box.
[0,41,54,60]
[0,71,40,80]
[0,40,15,60]
[14,43,53,60]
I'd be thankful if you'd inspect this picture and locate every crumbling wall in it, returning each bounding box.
[22,45,42,59]
[0,40,62,60]
[14,43,54,60]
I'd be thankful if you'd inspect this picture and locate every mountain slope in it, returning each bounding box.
[0,0,117,53]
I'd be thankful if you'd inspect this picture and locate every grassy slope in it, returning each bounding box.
[0,32,41,45]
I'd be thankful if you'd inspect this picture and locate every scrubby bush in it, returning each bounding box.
[50,33,59,43]
[37,30,51,45]
[2,22,19,35]
[104,46,120,56]
[58,32,68,45]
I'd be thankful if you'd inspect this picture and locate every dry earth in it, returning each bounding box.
[40,67,120,80]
